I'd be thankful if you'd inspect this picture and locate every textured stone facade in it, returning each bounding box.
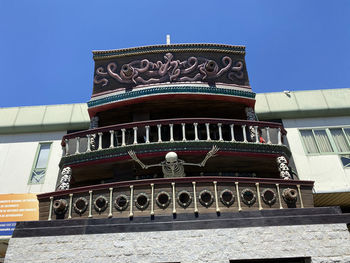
[5,223,350,263]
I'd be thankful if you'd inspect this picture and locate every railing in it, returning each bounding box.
[38,176,314,221]
[61,118,287,156]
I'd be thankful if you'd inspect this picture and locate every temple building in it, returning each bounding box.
[1,44,350,263]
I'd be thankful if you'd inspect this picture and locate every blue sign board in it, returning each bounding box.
[0,222,16,236]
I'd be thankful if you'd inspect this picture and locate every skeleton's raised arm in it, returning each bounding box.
[128,150,162,169]
[183,145,219,167]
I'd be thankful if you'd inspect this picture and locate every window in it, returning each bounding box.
[300,127,350,155]
[28,143,52,184]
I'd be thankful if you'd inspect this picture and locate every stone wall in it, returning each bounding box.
[5,223,350,263]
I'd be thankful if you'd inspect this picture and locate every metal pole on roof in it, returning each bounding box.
[166,34,171,45]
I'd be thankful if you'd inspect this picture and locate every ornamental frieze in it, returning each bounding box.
[94,52,245,88]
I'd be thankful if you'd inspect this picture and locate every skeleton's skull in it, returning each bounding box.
[61,167,72,176]
[276,156,287,164]
[280,171,291,179]
[165,152,178,165]
[58,182,69,190]
[278,163,289,171]
[60,174,71,183]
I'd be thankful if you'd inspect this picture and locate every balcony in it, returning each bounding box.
[38,176,314,221]
[61,118,288,164]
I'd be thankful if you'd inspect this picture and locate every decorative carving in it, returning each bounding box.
[114,194,129,211]
[156,191,171,209]
[53,199,68,215]
[128,145,219,178]
[276,156,292,180]
[241,188,256,206]
[261,189,276,206]
[94,53,244,87]
[282,188,298,203]
[199,190,214,207]
[245,107,257,141]
[73,197,88,215]
[220,189,235,207]
[94,195,108,213]
[57,167,72,191]
[177,190,192,208]
[135,193,149,210]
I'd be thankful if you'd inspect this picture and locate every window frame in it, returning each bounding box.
[28,142,52,185]
[299,126,350,156]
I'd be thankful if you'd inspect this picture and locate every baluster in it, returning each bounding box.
[75,137,80,154]
[108,188,113,217]
[266,127,272,144]
[109,130,115,148]
[157,124,162,142]
[98,132,103,150]
[213,181,220,213]
[129,185,134,218]
[193,123,199,141]
[230,124,235,142]
[145,126,150,143]
[192,182,198,213]
[278,128,282,145]
[172,182,176,214]
[133,127,138,145]
[169,124,174,142]
[235,182,242,211]
[276,184,283,209]
[48,197,53,221]
[242,125,247,142]
[65,139,69,156]
[150,183,154,216]
[68,193,73,219]
[297,185,304,208]
[121,129,126,146]
[205,123,211,141]
[254,126,259,143]
[88,190,93,218]
[256,183,262,210]
[218,123,223,141]
[62,145,66,156]
[181,123,186,141]
[86,134,91,152]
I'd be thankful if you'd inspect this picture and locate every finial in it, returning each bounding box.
[166,34,171,45]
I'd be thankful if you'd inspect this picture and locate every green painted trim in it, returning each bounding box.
[28,142,52,185]
[59,141,291,168]
[93,43,245,59]
[299,127,350,156]
[88,86,255,108]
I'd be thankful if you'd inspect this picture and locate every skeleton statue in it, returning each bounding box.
[245,107,257,141]
[57,167,72,190]
[276,156,292,180]
[128,145,219,178]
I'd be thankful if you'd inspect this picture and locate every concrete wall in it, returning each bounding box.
[0,131,65,194]
[283,116,350,193]
[5,223,350,263]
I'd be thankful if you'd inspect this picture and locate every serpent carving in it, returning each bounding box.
[94,53,244,87]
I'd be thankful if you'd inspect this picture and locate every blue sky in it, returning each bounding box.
[0,0,349,107]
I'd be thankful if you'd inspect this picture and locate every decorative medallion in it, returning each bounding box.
[94,195,108,213]
[73,197,88,215]
[177,190,192,208]
[220,189,235,207]
[241,188,256,206]
[199,189,214,207]
[135,193,149,210]
[156,191,171,209]
[261,189,277,206]
[114,194,129,211]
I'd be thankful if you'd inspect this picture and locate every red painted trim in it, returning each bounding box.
[37,176,314,199]
[88,93,255,117]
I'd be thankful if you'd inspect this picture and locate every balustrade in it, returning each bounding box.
[62,118,286,156]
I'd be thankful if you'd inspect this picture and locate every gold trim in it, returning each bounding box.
[235,182,242,211]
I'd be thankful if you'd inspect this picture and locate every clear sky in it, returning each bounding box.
[0,0,349,107]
